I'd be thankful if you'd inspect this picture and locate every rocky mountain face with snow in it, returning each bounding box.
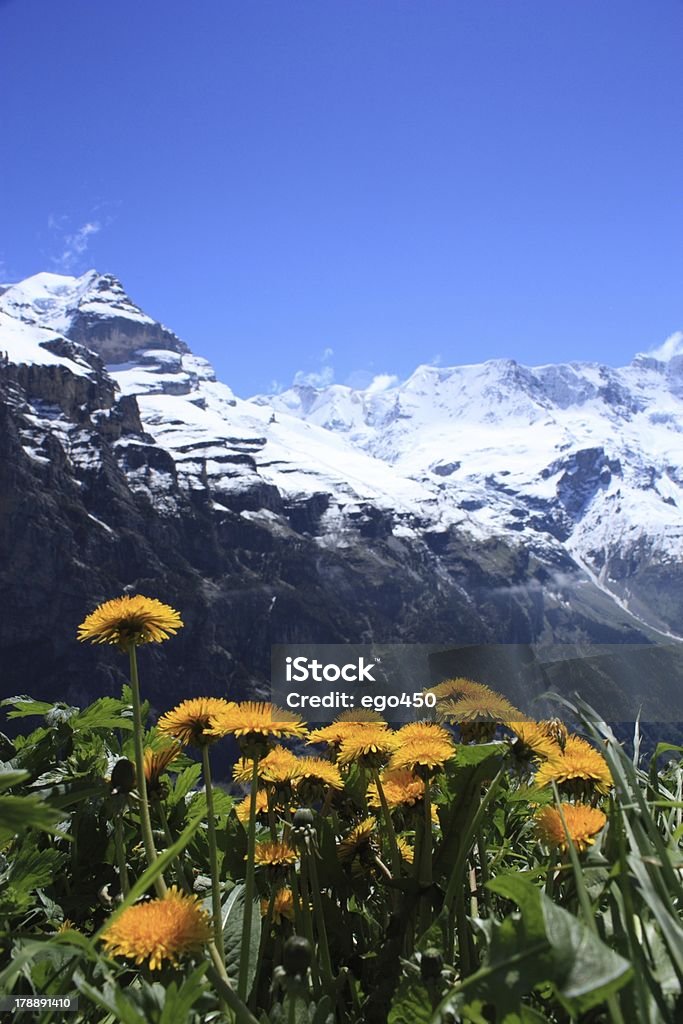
[1,270,682,720]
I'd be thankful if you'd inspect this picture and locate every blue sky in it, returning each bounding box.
[1,0,682,396]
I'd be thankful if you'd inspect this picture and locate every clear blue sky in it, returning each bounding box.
[2,0,682,395]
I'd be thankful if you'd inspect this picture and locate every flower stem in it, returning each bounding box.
[297,855,321,998]
[305,846,335,993]
[156,799,193,892]
[127,644,166,897]
[114,815,130,897]
[238,757,259,1000]
[207,940,261,1024]
[202,742,226,967]
[418,780,433,936]
[249,889,275,1012]
[370,767,402,880]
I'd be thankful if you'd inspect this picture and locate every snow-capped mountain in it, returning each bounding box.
[1,269,682,719]
[259,350,683,635]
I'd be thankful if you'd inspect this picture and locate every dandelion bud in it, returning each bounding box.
[293,807,315,827]
[283,935,312,978]
[420,947,443,981]
[110,758,136,795]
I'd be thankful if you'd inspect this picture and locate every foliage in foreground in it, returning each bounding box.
[0,604,681,1023]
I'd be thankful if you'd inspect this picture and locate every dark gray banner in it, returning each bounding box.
[271,642,683,724]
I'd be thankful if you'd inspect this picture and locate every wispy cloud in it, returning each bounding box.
[365,373,399,395]
[50,219,101,272]
[646,331,683,363]
[292,346,335,388]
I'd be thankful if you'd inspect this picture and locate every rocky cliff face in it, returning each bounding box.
[1,271,681,723]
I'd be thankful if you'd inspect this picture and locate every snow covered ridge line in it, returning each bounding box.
[2,268,683,639]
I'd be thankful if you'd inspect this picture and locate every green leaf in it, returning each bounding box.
[30,777,107,810]
[6,835,64,897]
[309,994,335,1024]
[73,697,134,732]
[158,965,209,1024]
[187,785,233,821]
[168,762,203,806]
[74,972,148,1024]
[0,696,56,718]
[434,745,504,881]
[0,769,29,792]
[0,931,100,995]
[485,874,633,1014]
[0,792,64,843]
[222,883,262,996]
[388,976,433,1024]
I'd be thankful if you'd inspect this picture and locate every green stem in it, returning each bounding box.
[443,770,503,912]
[371,767,402,881]
[128,644,166,897]
[238,757,260,1000]
[289,861,304,934]
[476,826,488,915]
[202,742,226,967]
[249,889,275,1012]
[306,847,335,992]
[207,940,261,1024]
[455,885,472,977]
[266,787,278,842]
[443,769,503,960]
[114,815,130,897]
[552,784,626,1024]
[297,854,321,997]
[156,799,193,892]
[418,780,433,936]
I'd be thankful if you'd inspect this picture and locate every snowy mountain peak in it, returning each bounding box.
[0,270,187,364]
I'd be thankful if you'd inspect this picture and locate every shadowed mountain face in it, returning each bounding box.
[1,271,682,722]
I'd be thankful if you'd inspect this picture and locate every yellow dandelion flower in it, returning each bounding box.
[389,732,455,774]
[396,836,414,864]
[397,721,453,744]
[536,803,607,852]
[439,693,522,723]
[295,757,343,790]
[428,677,501,701]
[253,841,298,869]
[336,708,387,724]
[209,703,307,757]
[535,735,612,797]
[261,887,297,924]
[307,710,386,750]
[77,595,183,649]
[337,818,377,862]
[232,746,303,786]
[507,720,562,762]
[143,743,181,797]
[366,768,425,810]
[235,788,270,824]
[100,887,211,970]
[157,697,234,747]
[337,724,398,768]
